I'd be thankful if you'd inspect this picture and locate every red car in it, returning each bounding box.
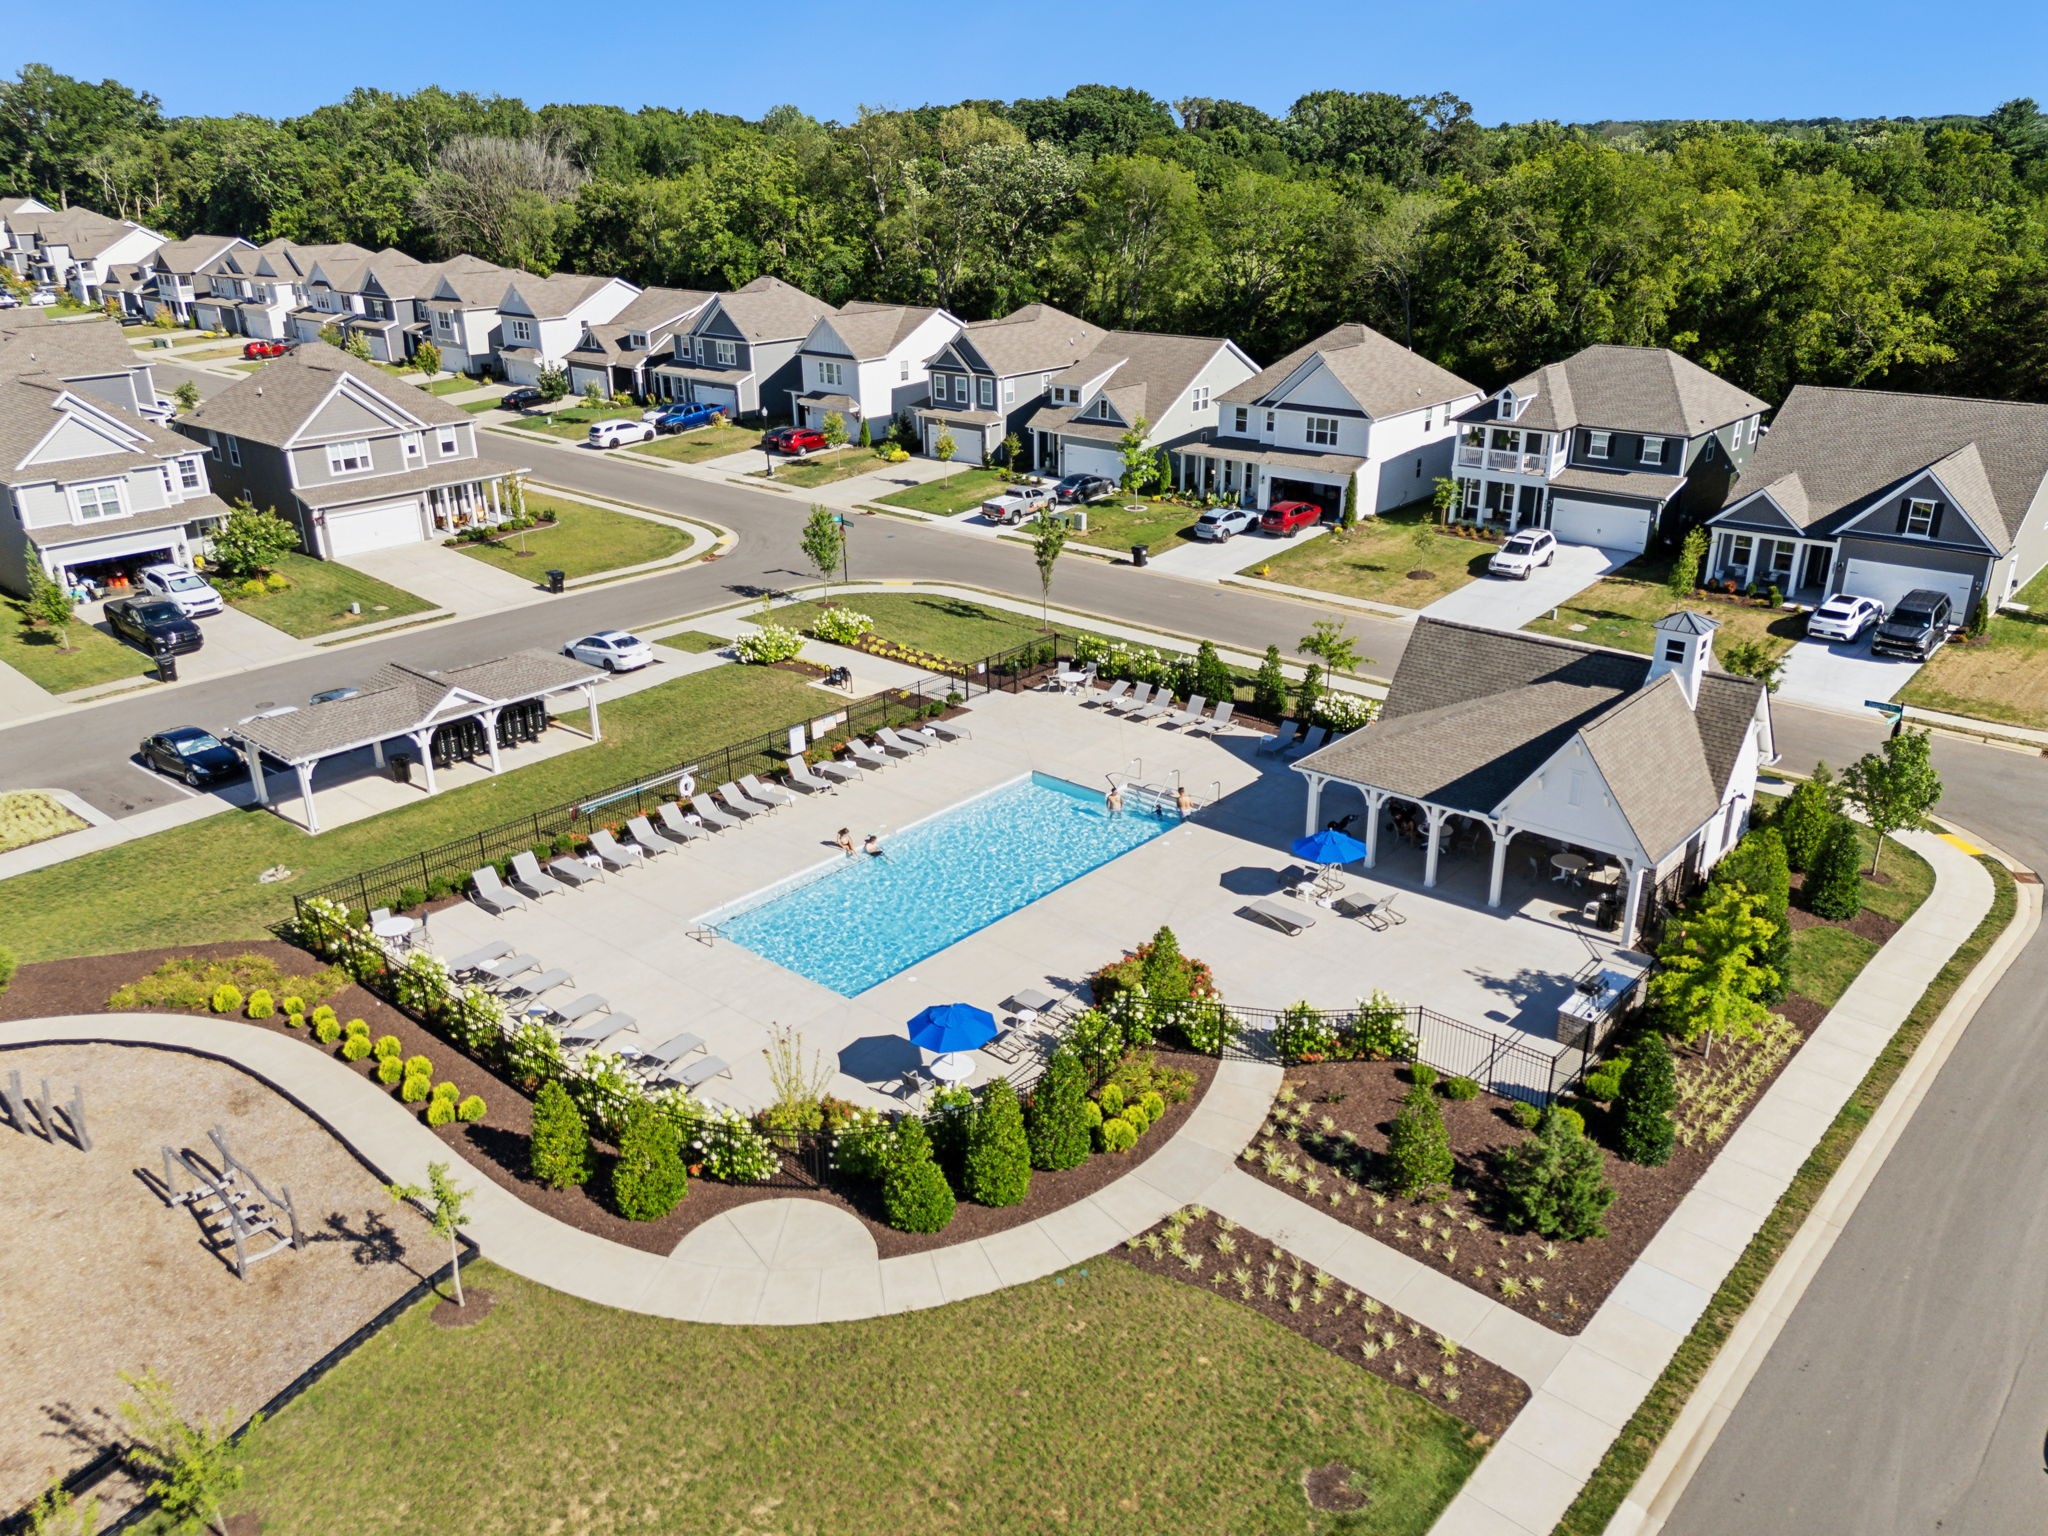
[242,340,289,359]
[763,426,828,455]
[1260,500,1324,537]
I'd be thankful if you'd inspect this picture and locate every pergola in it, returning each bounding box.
[230,650,604,834]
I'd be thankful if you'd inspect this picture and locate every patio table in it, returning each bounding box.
[1550,853,1589,884]
[929,1053,976,1086]
[372,914,420,947]
[1010,987,1059,1018]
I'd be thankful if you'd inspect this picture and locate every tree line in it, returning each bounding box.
[6,64,2048,401]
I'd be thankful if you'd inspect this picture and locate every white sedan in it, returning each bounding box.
[1488,528,1557,579]
[1805,593,1885,643]
[563,630,655,672]
[1192,507,1258,541]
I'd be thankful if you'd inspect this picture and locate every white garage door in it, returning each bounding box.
[1061,441,1124,482]
[692,384,739,415]
[1839,558,1977,618]
[568,365,611,398]
[326,500,423,558]
[1548,495,1651,554]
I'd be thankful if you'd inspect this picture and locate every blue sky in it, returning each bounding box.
[10,0,2046,125]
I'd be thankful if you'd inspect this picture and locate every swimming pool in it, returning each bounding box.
[710,772,1174,995]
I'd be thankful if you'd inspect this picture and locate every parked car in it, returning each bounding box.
[1488,529,1558,580]
[242,340,289,359]
[981,487,1056,526]
[138,726,244,786]
[563,630,655,672]
[762,426,828,455]
[309,686,361,705]
[136,563,224,617]
[1192,507,1258,541]
[588,418,657,450]
[1054,473,1116,505]
[1870,588,1955,660]
[0,292,17,309]
[26,288,57,308]
[1260,500,1323,537]
[1805,593,1885,643]
[500,387,545,411]
[104,596,203,655]
[651,401,724,434]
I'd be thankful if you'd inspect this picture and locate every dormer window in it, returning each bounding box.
[1497,386,1527,420]
[1587,430,1611,461]
[1904,498,1937,537]
[626,333,647,350]
[1641,435,1666,466]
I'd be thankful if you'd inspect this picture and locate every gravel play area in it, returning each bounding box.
[0,1044,432,1515]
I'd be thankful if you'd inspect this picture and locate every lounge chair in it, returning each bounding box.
[1190,701,1236,736]
[627,814,684,855]
[589,828,644,870]
[448,940,512,978]
[657,802,710,843]
[501,967,572,1003]
[1243,898,1315,936]
[1088,679,1131,710]
[925,716,971,742]
[548,856,602,888]
[1164,694,1207,729]
[741,773,795,807]
[672,1055,733,1090]
[846,739,891,771]
[1131,691,1176,722]
[691,794,742,829]
[546,993,609,1028]
[717,782,773,818]
[470,865,526,917]
[1375,891,1406,926]
[816,756,863,784]
[1256,723,1298,755]
[785,756,836,793]
[477,952,540,987]
[1287,725,1329,756]
[562,1012,633,1048]
[1331,893,1391,931]
[510,851,568,900]
[1107,682,1153,715]
[877,727,927,756]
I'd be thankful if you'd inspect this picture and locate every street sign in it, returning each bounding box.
[1863,699,1903,717]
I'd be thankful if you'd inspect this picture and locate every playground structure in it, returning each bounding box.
[160,1126,306,1280]
[1,1067,89,1151]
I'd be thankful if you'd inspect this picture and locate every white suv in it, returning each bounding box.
[1488,529,1557,579]
[136,563,224,616]
[588,419,656,450]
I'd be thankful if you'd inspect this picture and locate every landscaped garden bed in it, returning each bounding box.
[1117,1206,1530,1439]
[0,790,86,854]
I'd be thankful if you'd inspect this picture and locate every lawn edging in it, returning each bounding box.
[1552,843,2028,1536]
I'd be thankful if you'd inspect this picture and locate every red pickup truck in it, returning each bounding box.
[1260,500,1323,537]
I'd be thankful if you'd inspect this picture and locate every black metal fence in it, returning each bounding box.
[1261,1000,1590,1104]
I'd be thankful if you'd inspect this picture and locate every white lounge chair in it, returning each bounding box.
[925,716,971,741]
[548,856,602,888]
[1164,694,1206,728]
[741,773,795,807]
[785,756,836,793]
[470,866,526,917]
[816,756,863,784]
[877,727,927,756]
[691,794,741,829]
[546,993,609,1028]
[502,967,572,1002]
[477,952,540,987]
[448,940,512,977]
[1107,682,1153,714]
[1088,679,1131,710]
[510,851,568,899]
[717,782,772,818]
[562,1012,633,1048]
[1190,701,1235,736]
[846,739,890,770]
[1131,691,1176,722]
[672,1055,733,1090]
[588,829,644,870]
[1243,899,1315,936]
[657,802,709,842]
[627,814,684,854]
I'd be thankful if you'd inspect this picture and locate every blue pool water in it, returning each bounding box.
[712,773,1174,995]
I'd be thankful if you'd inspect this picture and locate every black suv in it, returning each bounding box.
[104,596,203,655]
[1870,588,1954,660]
[1054,472,1115,504]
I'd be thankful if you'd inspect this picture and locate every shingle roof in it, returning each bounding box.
[1717,384,2048,554]
[13,208,151,259]
[32,493,230,546]
[1548,464,1689,502]
[1220,323,1479,417]
[152,235,250,275]
[707,276,835,342]
[1030,331,1240,441]
[181,347,469,445]
[949,303,1103,378]
[0,313,150,383]
[1178,435,1366,476]
[1461,345,1767,438]
[609,286,714,331]
[815,302,950,360]
[502,271,624,320]
[293,460,510,510]
[0,375,191,476]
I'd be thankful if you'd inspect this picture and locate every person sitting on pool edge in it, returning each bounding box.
[864,833,886,857]
[836,827,856,855]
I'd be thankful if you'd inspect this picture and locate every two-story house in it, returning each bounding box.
[177,349,528,560]
[191,241,376,341]
[787,302,961,441]
[496,273,641,388]
[142,235,253,325]
[1025,331,1259,485]
[0,196,55,280]
[564,286,716,400]
[1175,323,1482,519]
[334,254,504,364]
[0,373,227,599]
[420,263,525,378]
[914,304,1104,466]
[0,310,175,424]
[1449,345,1768,555]
[5,207,167,305]
[647,276,835,420]
[1704,387,2048,620]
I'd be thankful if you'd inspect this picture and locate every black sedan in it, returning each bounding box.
[500,387,545,411]
[104,596,203,655]
[1054,473,1116,504]
[139,726,245,786]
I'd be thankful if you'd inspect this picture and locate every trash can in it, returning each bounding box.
[545,568,566,594]
[389,753,413,785]
[1131,544,1149,568]
[154,651,178,683]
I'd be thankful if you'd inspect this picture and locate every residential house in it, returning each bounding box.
[0,371,227,599]
[496,272,641,388]
[0,196,55,279]
[420,263,523,378]
[0,311,173,423]
[1025,331,1259,485]
[142,235,253,325]
[1295,613,1772,949]
[647,276,835,420]
[177,348,527,560]
[2,207,167,304]
[191,240,374,341]
[317,253,506,364]
[1176,323,1482,519]
[788,302,961,441]
[564,286,715,400]
[1704,386,2048,620]
[915,304,1103,465]
[1449,345,1768,554]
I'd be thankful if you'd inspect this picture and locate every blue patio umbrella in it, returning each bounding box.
[1291,828,1368,866]
[906,1003,998,1055]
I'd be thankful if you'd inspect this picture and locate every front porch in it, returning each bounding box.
[1174,439,1362,514]
[1448,472,1546,534]
[1707,526,1833,602]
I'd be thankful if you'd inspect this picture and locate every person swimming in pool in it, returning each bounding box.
[864,833,885,857]
[1105,784,1123,816]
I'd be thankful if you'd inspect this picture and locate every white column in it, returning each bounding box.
[371,738,385,768]
[1363,789,1388,869]
[1621,862,1650,949]
[586,683,601,741]
[1303,773,1324,836]
[1487,823,1512,909]
[1422,805,1451,889]
[410,729,438,795]
[294,761,320,834]
[481,708,503,773]
[244,743,269,805]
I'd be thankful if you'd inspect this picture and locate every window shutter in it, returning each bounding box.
[1896,501,1911,534]
[1929,502,1945,539]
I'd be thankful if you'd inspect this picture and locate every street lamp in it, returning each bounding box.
[837,512,851,588]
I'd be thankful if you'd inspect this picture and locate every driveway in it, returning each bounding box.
[1773,633,1922,712]
[1149,525,1326,580]
[1419,542,1634,631]
[349,541,539,618]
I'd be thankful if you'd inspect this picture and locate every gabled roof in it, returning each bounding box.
[1715,385,2048,554]
[1219,323,1479,417]
[813,302,952,360]
[0,376,191,479]
[609,286,715,332]
[502,271,629,320]
[1033,331,1244,439]
[702,275,834,343]
[1461,345,1767,438]
[151,234,252,276]
[0,312,151,384]
[946,303,1103,378]
[427,263,520,306]
[12,207,158,259]
[181,347,468,446]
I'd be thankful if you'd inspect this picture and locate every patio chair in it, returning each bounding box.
[982,1027,1026,1063]
[1375,891,1407,926]
[545,993,609,1029]
[628,1031,705,1073]
[448,940,513,978]
[1164,695,1207,729]
[1287,725,1329,757]
[589,828,644,870]
[1087,679,1132,710]
[627,814,685,855]
[510,851,568,900]
[783,756,834,794]
[1190,701,1236,736]
[672,1055,733,1090]
[690,793,742,829]
[548,856,602,888]
[1053,662,1097,695]
[1107,682,1154,715]
[717,782,773,818]
[657,802,710,843]
[470,866,526,917]
[816,756,863,784]
[741,773,796,808]
[925,716,972,742]
[1332,893,1391,931]
[562,1012,633,1048]
[1256,723,1297,755]
[846,739,891,770]
[876,727,925,757]
[1131,691,1177,722]
[1243,898,1315,936]
[476,952,539,987]
[501,967,572,1003]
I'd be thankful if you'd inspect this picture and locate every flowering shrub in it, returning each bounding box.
[810,607,874,644]
[565,1050,641,1140]
[392,952,452,1019]
[1073,635,1187,689]
[294,896,354,959]
[1312,692,1380,733]
[502,1019,564,1090]
[732,623,806,665]
[447,986,507,1051]
[693,1106,780,1182]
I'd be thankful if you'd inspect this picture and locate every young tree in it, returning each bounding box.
[387,1160,476,1306]
[318,321,346,350]
[1029,512,1068,624]
[821,409,847,447]
[800,503,845,591]
[1500,1111,1615,1239]
[857,415,872,448]
[1024,1048,1092,1171]
[21,567,74,649]
[22,1481,99,1536]
[207,498,300,579]
[963,1078,1032,1206]
[1840,728,1942,873]
[609,1102,688,1222]
[171,378,201,413]
[1671,526,1709,595]
[1717,638,1786,692]
[1191,639,1235,705]
[1710,828,1790,1004]
[1299,617,1362,675]
[1776,763,1839,872]
[933,426,956,462]
[1646,884,1777,1063]
[1340,476,1359,531]
[1252,644,1289,720]
[1806,813,1865,921]
[1614,1032,1677,1166]
[883,1115,956,1232]
[117,1369,254,1536]
[1116,416,1155,491]
[413,338,442,376]
[1292,662,1324,723]
[527,1078,589,1190]
[1430,475,1460,521]
[1000,432,1023,474]
[342,329,371,361]
[1385,1083,1454,1198]
[535,362,569,402]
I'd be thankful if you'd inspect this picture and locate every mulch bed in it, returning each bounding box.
[1115,1209,1528,1439]
[1784,872,1902,945]
[429,1288,495,1329]
[3,944,1219,1262]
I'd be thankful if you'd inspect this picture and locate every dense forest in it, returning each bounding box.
[5,64,2047,403]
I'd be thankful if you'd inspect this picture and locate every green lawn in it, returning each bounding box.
[749,444,888,488]
[1,599,154,692]
[876,467,1014,515]
[624,421,765,464]
[0,665,825,963]
[1899,565,2048,730]
[1242,504,1490,607]
[225,553,433,639]
[504,404,644,440]
[210,1260,1477,1536]
[1072,498,1202,555]
[451,497,691,582]
[774,593,1049,662]
[460,397,503,414]
[421,375,475,397]
[1786,825,1934,1007]
[655,630,728,653]
[1524,557,1804,658]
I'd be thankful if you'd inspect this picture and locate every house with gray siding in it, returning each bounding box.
[789,302,960,441]
[3,206,167,305]
[646,276,834,421]
[191,240,375,341]
[0,311,173,424]
[1450,345,1767,555]
[420,263,522,378]
[565,286,716,400]
[1025,331,1260,486]
[142,234,252,325]
[1705,386,2048,620]
[916,304,1103,465]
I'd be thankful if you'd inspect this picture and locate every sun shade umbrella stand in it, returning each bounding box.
[906,1003,998,1088]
